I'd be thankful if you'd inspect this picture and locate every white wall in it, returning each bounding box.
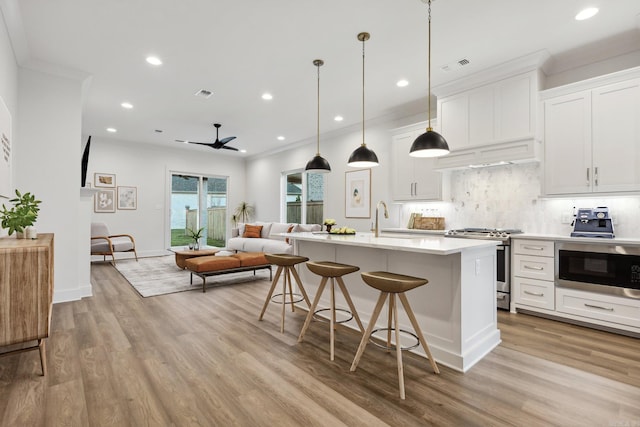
[15,68,87,302]
[87,137,246,255]
[0,9,17,202]
[245,115,415,231]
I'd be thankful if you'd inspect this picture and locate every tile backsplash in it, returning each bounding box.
[398,162,640,239]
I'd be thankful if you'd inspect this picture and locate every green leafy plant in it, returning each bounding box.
[0,190,42,236]
[187,227,204,242]
[234,202,254,223]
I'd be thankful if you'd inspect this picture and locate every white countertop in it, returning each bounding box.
[284,232,500,255]
[513,233,640,246]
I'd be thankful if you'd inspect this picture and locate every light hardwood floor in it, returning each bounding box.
[1,263,639,426]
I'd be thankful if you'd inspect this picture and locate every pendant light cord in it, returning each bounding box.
[427,0,433,131]
[316,62,321,155]
[361,35,366,147]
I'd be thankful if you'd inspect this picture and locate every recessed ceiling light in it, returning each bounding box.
[575,7,599,20]
[334,115,344,122]
[175,139,187,143]
[396,79,409,87]
[154,129,163,133]
[121,102,133,109]
[277,136,285,141]
[240,149,247,153]
[146,56,162,66]
[261,93,273,100]
[106,127,117,133]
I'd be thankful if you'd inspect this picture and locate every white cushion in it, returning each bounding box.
[254,221,273,238]
[269,223,294,241]
[293,223,321,232]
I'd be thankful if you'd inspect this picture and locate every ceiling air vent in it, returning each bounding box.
[194,89,213,99]
[440,58,471,72]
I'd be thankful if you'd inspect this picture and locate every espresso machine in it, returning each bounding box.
[571,207,615,238]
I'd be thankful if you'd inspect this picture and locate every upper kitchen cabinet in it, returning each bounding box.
[437,72,537,151]
[542,68,640,196]
[431,52,548,170]
[391,124,442,201]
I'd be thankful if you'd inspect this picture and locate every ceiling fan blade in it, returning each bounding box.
[221,145,239,151]
[219,136,236,144]
[188,141,215,147]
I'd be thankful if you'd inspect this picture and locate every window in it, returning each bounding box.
[282,170,324,224]
[170,173,228,248]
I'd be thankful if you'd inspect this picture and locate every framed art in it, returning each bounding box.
[117,186,137,210]
[94,189,115,213]
[345,169,371,218]
[0,95,11,199]
[94,172,116,188]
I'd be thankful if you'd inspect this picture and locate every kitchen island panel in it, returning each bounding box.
[294,238,500,372]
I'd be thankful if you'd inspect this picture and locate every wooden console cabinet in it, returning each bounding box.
[0,233,54,375]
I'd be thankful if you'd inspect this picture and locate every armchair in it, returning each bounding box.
[91,222,138,264]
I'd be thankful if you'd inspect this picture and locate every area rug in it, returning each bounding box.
[113,255,269,297]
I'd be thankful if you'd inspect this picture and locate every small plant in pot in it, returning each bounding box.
[187,226,204,250]
[0,190,42,238]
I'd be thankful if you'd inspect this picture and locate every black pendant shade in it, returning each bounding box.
[305,59,331,173]
[347,144,379,168]
[305,154,331,172]
[409,128,449,158]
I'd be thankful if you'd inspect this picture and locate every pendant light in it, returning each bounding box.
[410,0,450,158]
[348,32,379,168]
[305,59,331,172]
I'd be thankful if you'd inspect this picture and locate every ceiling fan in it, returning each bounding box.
[188,123,237,151]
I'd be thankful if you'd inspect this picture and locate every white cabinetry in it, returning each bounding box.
[391,126,441,201]
[556,287,640,329]
[542,71,640,195]
[436,71,537,151]
[512,239,555,311]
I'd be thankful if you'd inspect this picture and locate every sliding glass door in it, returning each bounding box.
[283,170,324,225]
[170,173,228,248]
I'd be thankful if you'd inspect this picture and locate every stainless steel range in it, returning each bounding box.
[445,228,523,310]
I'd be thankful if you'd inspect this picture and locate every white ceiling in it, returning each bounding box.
[3,0,640,157]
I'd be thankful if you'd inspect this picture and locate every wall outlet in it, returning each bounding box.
[561,212,573,224]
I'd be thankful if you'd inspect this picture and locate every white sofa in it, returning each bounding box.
[227,222,321,254]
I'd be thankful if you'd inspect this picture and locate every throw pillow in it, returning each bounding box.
[285,224,295,244]
[243,224,263,238]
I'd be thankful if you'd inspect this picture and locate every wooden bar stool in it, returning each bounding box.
[298,261,365,361]
[350,271,439,399]
[259,254,311,333]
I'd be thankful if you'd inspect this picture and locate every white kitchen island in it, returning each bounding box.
[286,232,501,372]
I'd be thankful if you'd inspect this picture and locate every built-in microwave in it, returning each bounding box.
[556,242,640,299]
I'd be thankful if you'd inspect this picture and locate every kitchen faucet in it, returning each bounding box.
[373,200,389,237]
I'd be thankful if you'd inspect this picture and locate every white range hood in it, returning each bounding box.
[434,137,541,171]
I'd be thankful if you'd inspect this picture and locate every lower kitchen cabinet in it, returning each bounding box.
[512,239,555,311]
[556,287,640,329]
[513,276,555,310]
[512,236,640,335]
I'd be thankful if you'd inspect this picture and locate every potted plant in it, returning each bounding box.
[187,226,204,250]
[0,190,42,238]
[234,202,254,224]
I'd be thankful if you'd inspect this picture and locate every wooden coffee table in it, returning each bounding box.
[172,248,221,269]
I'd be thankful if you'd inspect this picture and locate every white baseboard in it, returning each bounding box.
[54,283,93,303]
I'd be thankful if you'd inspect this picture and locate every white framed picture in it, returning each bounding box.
[117,186,137,210]
[345,169,371,218]
[94,172,116,188]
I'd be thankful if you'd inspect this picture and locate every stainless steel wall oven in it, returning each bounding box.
[556,242,640,300]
